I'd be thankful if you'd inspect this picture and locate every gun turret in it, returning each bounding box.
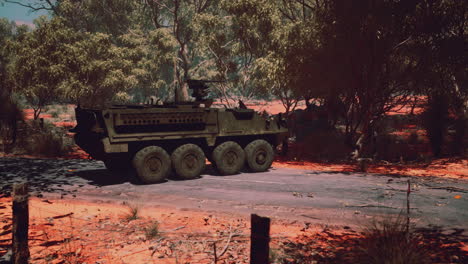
[187,79,224,101]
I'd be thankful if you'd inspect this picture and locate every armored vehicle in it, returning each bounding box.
[71,80,288,183]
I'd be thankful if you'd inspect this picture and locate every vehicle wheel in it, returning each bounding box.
[132,146,171,184]
[212,141,245,175]
[245,139,274,172]
[171,144,206,179]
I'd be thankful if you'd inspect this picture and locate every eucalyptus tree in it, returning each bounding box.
[0,18,28,146]
[13,17,75,119]
[0,18,28,97]
[412,0,467,156]
[14,17,137,111]
[143,0,220,102]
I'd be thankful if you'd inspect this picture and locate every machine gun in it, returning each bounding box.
[187,79,224,101]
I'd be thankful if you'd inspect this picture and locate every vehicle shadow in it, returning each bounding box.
[76,164,222,185]
[0,157,101,198]
[74,169,139,186]
[0,158,271,194]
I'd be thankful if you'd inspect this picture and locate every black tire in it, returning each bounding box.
[171,144,206,179]
[212,141,245,175]
[132,146,171,184]
[245,139,274,172]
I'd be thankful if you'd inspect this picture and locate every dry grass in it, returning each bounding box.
[123,204,140,222]
[144,221,160,240]
[355,216,429,264]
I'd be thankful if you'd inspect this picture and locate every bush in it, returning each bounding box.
[123,204,139,222]
[355,216,429,264]
[0,94,24,152]
[289,129,352,161]
[144,221,160,240]
[25,124,71,157]
[375,134,420,162]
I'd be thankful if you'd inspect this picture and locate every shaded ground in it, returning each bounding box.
[1,157,467,229]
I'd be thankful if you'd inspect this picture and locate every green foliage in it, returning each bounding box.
[58,31,137,107]
[13,17,138,109]
[13,17,77,117]
[57,0,138,37]
[0,18,28,96]
[119,27,176,102]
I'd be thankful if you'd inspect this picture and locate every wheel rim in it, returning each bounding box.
[147,156,162,174]
[255,149,267,165]
[183,153,198,170]
[225,150,238,166]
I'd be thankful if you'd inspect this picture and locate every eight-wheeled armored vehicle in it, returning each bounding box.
[71,80,288,183]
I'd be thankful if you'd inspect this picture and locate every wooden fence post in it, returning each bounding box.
[12,183,29,264]
[250,214,270,264]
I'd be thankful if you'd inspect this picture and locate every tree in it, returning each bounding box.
[13,17,73,119]
[119,27,176,102]
[58,31,137,107]
[0,18,27,96]
[297,0,423,157]
[144,0,218,102]
[412,0,467,156]
[0,19,27,147]
[14,17,137,111]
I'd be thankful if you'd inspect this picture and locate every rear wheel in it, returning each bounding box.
[171,144,206,179]
[213,141,245,175]
[245,139,274,172]
[132,146,171,184]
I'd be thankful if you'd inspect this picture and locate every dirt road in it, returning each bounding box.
[1,157,467,228]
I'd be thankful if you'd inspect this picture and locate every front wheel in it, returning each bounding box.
[245,139,274,172]
[212,141,245,175]
[132,146,171,184]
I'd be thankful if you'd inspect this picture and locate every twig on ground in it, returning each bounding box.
[218,224,242,259]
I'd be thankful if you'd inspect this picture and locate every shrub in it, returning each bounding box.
[0,94,23,151]
[144,221,160,240]
[25,125,71,157]
[375,134,419,162]
[355,216,429,264]
[290,129,351,161]
[51,110,60,118]
[123,204,139,222]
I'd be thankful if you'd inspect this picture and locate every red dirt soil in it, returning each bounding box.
[273,158,468,180]
[0,196,466,263]
[0,197,328,264]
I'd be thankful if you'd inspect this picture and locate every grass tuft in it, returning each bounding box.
[356,216,429,264]
[123,204,139,222]
[144,221,160,240]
